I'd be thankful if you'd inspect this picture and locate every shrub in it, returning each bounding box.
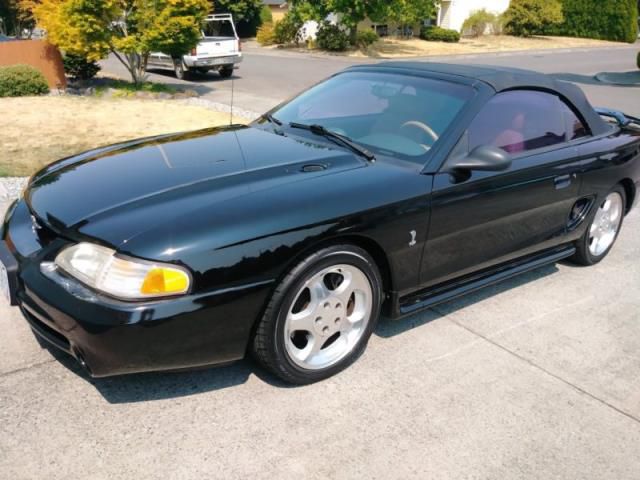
[0,65,49,97]
[462,9,498,37]
[316,21,350,51]
[420,26,460,43]
[256,22,276,45]
[259,5,273,25]
[503,0,563,37]
[273,11,303,44]
[356,29,379,50]
[544,0,638,43]
[63,53,101,80]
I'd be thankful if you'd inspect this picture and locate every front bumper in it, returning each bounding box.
[184,54,242,68]
[2,200,271,377]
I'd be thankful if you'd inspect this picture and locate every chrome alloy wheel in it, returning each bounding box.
[589,192,624,257]
[284,264,373,370]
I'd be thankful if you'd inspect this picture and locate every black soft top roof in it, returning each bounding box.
[352,62,610,136]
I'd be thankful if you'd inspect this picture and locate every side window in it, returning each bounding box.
[467,90,586,156]
[559,101,589,141]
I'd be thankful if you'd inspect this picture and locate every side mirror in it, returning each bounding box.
[447,145,512,173]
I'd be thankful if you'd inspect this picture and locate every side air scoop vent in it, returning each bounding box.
[301,164,327,173]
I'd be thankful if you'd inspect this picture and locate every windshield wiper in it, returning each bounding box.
[289,122,376,162]
[262,113,283,126]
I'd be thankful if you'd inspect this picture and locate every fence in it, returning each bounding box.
[0,39,66,89]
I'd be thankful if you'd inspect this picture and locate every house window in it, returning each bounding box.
[370,24,388,37]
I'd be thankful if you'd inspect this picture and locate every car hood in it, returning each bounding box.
[26,125,364,246]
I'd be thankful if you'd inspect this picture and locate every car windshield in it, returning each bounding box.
[270,71,474,163]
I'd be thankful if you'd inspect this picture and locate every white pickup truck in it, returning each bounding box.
[148,14,242,80]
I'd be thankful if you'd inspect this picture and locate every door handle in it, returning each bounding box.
[554,174,573,190]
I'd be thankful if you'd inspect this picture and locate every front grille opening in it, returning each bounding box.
[21,307,71,352]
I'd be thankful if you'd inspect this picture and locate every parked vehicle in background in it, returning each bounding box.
[147,14,242,80]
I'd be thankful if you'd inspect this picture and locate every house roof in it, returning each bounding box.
[262,0,287,5]
[350,62,610,136]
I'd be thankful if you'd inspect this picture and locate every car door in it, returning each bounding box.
[420,89,590,288]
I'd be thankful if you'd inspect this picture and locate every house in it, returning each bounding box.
[262,0,289,22]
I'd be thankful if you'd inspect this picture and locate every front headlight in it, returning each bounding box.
[54,243,191,300]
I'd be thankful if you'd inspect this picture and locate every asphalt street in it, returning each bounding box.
[101,43,640,115]
[1,45,639,479]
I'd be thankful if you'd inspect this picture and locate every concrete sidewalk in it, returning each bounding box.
[1,202,639,479]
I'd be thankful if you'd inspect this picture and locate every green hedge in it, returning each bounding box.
[546,0,638,43]
[317,22,350,51]
[420,26,461,43]
[356,30,379,50]
[0,65,49,97]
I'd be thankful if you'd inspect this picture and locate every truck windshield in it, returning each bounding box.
[202,20,235,38]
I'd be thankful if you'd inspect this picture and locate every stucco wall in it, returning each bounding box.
[0,40,66,89]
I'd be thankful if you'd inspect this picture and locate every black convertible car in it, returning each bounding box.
[1,63,639,384]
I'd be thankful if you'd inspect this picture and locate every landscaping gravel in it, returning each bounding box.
[0,177,28,202]
[182,97,260,121]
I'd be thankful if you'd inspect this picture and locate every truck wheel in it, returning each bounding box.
[219,66,234,78]
[173,60,188,80]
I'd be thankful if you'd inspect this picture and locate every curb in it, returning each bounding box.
[181,98,261,120]
[594,71,640,87]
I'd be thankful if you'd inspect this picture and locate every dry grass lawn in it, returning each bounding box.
[343,35,623,58]
[0,96,248,177]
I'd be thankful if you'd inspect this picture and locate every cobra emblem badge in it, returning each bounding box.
[409,230,417,247]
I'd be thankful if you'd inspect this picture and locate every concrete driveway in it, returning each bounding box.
[1,199,640,478]
[3,44,640,478]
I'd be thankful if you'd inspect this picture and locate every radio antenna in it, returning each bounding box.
[229,71,234,126]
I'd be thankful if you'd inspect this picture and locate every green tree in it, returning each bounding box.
[503,0,564,37]
[0,0,19,36]
[387,0,437,31]
[35,0,210,84]
[291,0,438,41]
[210,0,262,36]
[0,0,37,37]
[327,0,388,31]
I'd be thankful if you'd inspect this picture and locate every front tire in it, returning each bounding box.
[252,245,383,385]
[571,186,626,265]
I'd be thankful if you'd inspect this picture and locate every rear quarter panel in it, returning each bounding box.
[576,127,640,213]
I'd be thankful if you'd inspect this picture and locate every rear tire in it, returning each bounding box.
[173,60,188,80]
[252,245,383,385]
[571,185,626,266]
[219,66,234,78]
